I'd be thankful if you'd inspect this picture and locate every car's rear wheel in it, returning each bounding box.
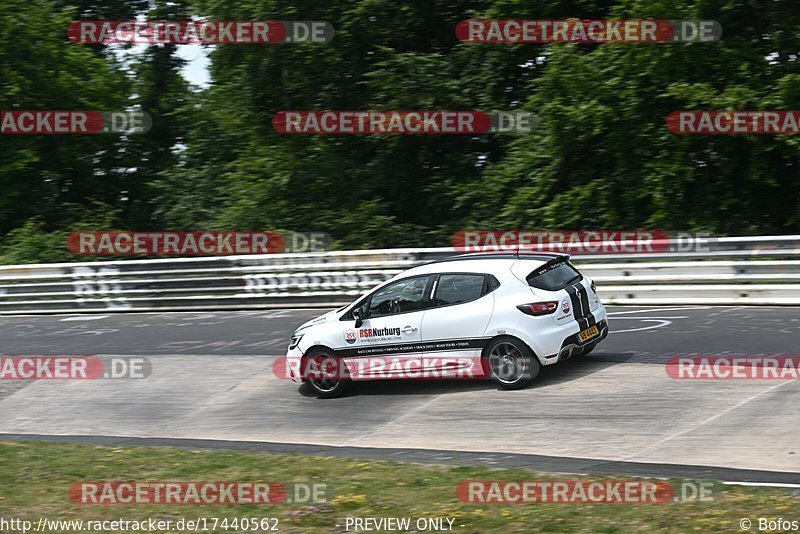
[484,336,540,390]
[302,349,352,398]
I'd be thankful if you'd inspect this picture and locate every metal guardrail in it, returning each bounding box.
[0,236,798,313]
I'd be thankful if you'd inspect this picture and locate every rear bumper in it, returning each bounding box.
[555,319,609,361]
[535,302,608,365]
[519,304,608,365]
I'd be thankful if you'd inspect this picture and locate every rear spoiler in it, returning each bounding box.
[527,254,571,278]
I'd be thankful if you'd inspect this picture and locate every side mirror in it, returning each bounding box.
[352,308,364,328]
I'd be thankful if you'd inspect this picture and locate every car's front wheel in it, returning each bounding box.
[484,336,540,390]
[302,349,352,398]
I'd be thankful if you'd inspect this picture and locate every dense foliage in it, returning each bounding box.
[2,0,800,263]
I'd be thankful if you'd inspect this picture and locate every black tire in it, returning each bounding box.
[483,336,540,390]
[302,349,352,398]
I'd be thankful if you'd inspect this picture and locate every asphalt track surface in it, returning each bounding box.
[0,306,798,484]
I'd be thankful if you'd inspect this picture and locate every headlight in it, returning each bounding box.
[289,332,304,350]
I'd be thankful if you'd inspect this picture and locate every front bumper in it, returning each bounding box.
[285,346,304,383]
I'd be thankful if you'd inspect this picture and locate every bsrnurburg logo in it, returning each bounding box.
[344,329,357,344]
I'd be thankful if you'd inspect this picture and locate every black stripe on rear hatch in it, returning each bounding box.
[565,284,589,330]
[576,281,596,327]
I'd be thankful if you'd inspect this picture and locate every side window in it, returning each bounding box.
[348,298,369,320]
[432,274,486,307]
[367,276,429,318]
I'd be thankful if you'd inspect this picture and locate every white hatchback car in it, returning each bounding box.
[286,253,608,397]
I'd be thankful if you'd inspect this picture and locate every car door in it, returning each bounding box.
[419,273,496,373]
[339,275,431,379]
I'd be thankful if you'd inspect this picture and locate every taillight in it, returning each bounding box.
[517,302,558,316]
[590,280,596,293]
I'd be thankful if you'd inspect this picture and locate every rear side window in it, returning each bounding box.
[527,262,582,291]
[432,274,486,306]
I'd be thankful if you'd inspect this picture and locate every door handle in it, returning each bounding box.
[402,325,418,334]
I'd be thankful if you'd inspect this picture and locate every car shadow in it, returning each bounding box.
[531,351,632,387]
[297,352,634,397]
[297,378,496,397]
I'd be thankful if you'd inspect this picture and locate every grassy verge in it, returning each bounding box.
[0,441,797,533]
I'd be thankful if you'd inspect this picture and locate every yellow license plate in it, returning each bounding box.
[578,325,600,343]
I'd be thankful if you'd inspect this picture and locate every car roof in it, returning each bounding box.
[430,252,567,264]
[400,252,568,277]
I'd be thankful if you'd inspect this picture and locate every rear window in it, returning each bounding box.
[526,261,582,291]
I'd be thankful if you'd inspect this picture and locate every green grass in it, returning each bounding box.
[0,441,797,533]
